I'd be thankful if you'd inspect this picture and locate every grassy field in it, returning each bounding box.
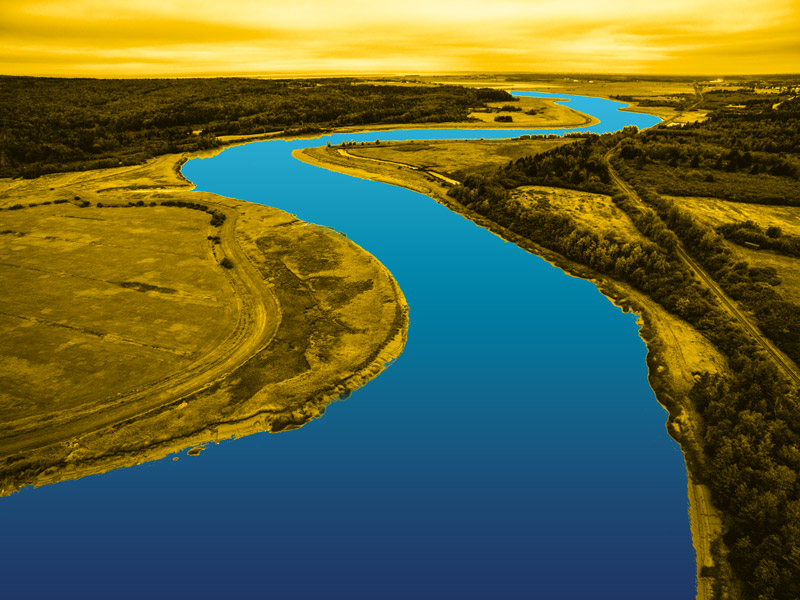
[0,202,238,420]
[669,195,800,236]
[623,106,708,124]
[729,244,800,301]
[0,151,408,496]
[343,138,575,180]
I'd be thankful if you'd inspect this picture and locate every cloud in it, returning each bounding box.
[0,0,797,75]
[0,7,285,48]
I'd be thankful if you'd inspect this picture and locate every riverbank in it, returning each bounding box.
[295,143,733,600]
[0,151,408,496]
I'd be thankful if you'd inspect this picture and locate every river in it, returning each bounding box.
[0,93,694,599]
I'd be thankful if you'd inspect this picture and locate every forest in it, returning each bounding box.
[0,77,511,178]
[448,89,800,600]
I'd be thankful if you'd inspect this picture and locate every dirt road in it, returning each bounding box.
[337,148,460,185]
[605,152,800,387]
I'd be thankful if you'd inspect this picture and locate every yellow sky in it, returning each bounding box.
[1,0,798,76]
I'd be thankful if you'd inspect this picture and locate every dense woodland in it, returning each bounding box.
[0,77,511,178]
[616,96,800,204]
[449,88,800,599]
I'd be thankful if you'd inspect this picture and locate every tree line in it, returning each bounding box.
[0,76,512,178]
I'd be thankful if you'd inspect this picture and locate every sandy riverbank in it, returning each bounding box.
[294,143,733,600]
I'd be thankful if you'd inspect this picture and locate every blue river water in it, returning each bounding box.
[0,94,693,599]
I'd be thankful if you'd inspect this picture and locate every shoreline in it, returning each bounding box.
[16,265,409,495]
[293,143,731,600]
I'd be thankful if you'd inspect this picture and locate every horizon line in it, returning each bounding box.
[3,71,800,80]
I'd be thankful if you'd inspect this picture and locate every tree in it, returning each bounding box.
[766,226,782,238]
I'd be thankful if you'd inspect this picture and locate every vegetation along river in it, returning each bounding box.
[1,94,692,598]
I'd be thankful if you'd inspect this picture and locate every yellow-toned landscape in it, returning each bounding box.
[294,87,800,596]
[0,151,408,495]
[3,0,800,596]
[0,89,598,497]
